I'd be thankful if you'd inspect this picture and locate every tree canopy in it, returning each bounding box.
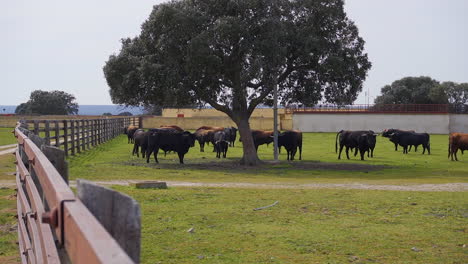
[375,77,468,112]
[15,90,79,115]
[118,111,133,116]
[104,0,371,165]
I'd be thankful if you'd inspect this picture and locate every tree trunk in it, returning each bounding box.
[236,116,261,166]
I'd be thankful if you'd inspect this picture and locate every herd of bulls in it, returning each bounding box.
[125,125,303,164]
[125,124,468,164]
[337,128,468,161]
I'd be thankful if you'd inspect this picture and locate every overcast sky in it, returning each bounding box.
[1,0,467,106]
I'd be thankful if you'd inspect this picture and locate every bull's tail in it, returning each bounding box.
[335,130,343,153]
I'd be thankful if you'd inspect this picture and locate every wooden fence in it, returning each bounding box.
[20,117,141,156]
[14,122,140,263]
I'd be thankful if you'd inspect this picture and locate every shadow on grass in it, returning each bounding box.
[121,159,390,173]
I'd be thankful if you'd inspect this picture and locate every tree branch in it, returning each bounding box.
[247,86,274,115]
[203,96,234,118]
[247,81,264,89]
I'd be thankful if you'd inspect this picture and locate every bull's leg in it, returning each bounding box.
[360,149,365,160]
[146,148,153,163]
[153,148,159,163]
[427,143,430,155]
[408,145,413,152]
[135,145,139,158]
[354,147,358,157]
[200,142,205,152]
[338,144,344,159]
[178,152,185,164]
[299,145,302,160]
[371,148,374,158]
[394,143,398,151]
[454,148,458,161]
[403,146,407,154]
[345,147,350,160]
[291,148,297,161]
[132,144,137,156]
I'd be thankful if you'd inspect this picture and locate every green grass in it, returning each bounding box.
[0,128,16,146]
[0,188,19,264]
[113,185,467,264]
[68,133,468,184]
[0,132,467,263]
[0,155,15,182]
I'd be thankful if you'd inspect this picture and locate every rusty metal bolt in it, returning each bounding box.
[28,158,35,165]
[30,212,37,220]
[42,209,58,227]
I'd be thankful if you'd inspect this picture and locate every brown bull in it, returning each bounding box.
[160,125,184,132]
[448,132,468,161]
[196,126,224,132]
[240,130,274,151]
[125,125,139,143]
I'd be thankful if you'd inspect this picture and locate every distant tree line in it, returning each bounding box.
[375,76,468,112]
[15,90,79,115]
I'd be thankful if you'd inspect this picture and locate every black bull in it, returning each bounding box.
[388,131,430,154]
[146,129,196,164]
[335,130,377,160]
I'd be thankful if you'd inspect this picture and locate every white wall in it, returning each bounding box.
[449,114,468,133]
[293,113,451,134]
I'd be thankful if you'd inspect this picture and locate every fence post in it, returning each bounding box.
[34,120,39,135]
[81,120,85,152]
[63,120,69,156]
[86,120,91,149]
[77,179,141,263]
[45,120,51,145]
[71,120,76,155]
[42,145,69,185]
[54,120,61,149]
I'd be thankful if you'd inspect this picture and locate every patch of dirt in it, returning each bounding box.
[0,179,467,192]
[124,160,388,172]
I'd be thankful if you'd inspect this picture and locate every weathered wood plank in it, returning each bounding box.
[77,179,141,263]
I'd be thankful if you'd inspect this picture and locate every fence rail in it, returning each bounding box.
[20,117,140,156]
[285,104,450,114]
[14,123,136,263]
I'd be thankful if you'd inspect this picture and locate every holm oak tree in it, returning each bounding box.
[103,0,371,165]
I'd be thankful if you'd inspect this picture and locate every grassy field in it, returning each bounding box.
[120,186,466,264]
[67,133,467,185]
[0,132,467,263]
[0,128,16,146]
[0,188,19,264]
